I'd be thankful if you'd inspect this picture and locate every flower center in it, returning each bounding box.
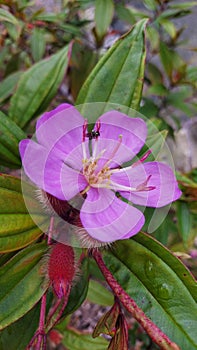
[81,120,155,195]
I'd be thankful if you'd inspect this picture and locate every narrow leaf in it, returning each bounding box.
[0,242,48,330]
[0,9,18,25]
[95,0,114,38]
[30,28,46,62]
[0,71,23,104]
[177,201,192,245]
[9,45,71,128]
[0,175,46,253]
[0,111,26,168]
[76,19,148,115]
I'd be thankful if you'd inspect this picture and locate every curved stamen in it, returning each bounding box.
[101,135,123,169]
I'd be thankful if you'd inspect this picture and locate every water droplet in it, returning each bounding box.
[144,260,156,279]
[157,283,173,300]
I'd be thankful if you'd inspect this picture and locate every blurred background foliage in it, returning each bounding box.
[0,0,197,349]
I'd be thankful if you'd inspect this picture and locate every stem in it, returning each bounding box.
[93,250,180,350]
[26,294,47,350]
[45,285,71,332]
[47,216,54,245]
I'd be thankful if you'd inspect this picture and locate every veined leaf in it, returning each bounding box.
[0,242,48,330]
[0,174,46,253]
[9,45,71,128]
[103,234,197,349]
[0,71,23,104]
[0,303,40,350]
[76,19,148,115]
[0,111,26,168]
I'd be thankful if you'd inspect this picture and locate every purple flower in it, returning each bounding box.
[19,104,181,245]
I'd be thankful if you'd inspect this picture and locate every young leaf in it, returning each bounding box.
[76,19,148,114]
[177,201,192,245]
[95,0,114,39]
[30,28,46,62]
[9,45,71,128]
[0,242,48,330]
[103,234,197,350]
[0,111,26,168]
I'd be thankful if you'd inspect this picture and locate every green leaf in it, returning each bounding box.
[62,327,108,350]
[76,19,148,114]
[147,83,168,97]
[9,45,71,128]
[177,202,192,245]
[146,25,160,51]
[169,2,197,10]
[166,87,194,116]
[158,18,176,39]
[0,242,48,330]
[0,71,23,104]
[0,303,40,350]
[157,8,191,19]
[87,279,113,306]
[95,0,114,39]
[115,4,136,25]
[0,111,26,168]
[30,28,46,62]
[143,0,157,10]
[0,8,18,25]
[35,12,65,23]
[147,63,163,84]
[0,174,45,253]
[186,66,197,87]
[103,234,197,349]
[159,42,186,81]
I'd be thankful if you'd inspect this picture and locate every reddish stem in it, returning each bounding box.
[47,216,54,245]
[93,250,180,350]
[26,293,47,350]
[45,285,71,332]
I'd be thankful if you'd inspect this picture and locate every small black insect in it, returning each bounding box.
[86,129,100,140]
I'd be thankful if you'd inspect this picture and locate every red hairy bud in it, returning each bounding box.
[48,243,75,299]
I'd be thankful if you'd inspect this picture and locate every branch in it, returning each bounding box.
[93,249,180,350]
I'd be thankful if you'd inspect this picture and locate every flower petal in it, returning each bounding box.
[36,104,85,159]
[80,187,145,243]
[111,161,182,207]
[92,111,147,166]
[19,139,86,200]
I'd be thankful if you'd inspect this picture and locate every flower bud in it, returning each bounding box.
[48,243,76,299]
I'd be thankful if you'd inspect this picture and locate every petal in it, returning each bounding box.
[111,161,182,207]
[19,139,86,200]
[92,111,147,166]
[36,104,72,130]
[80,187,145,243]
[36,104,86,159]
